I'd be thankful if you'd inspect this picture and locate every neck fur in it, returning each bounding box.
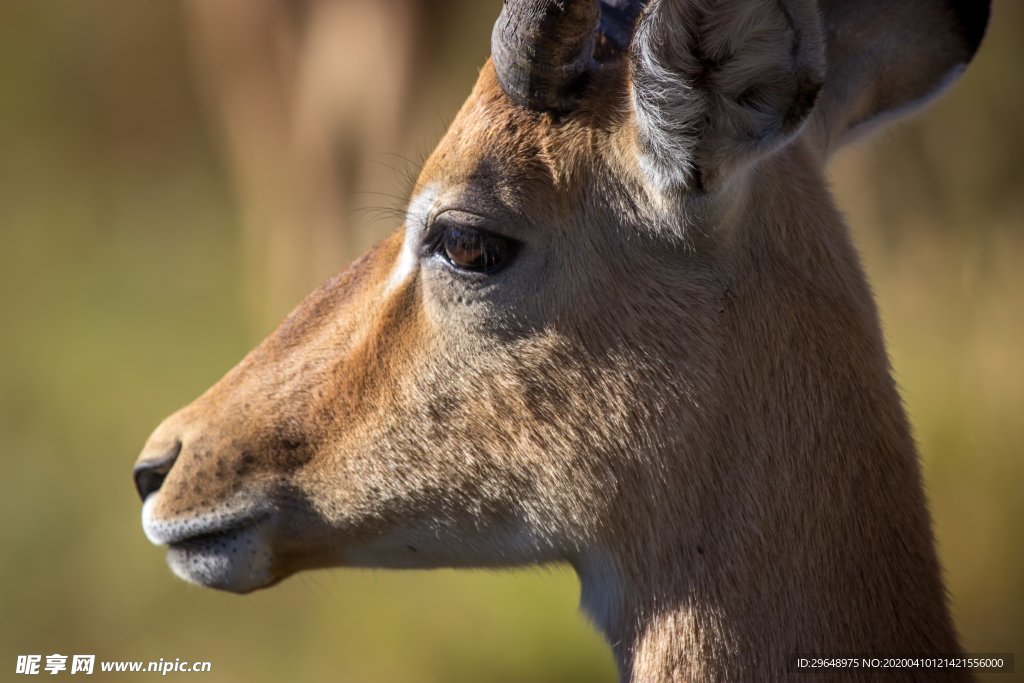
[574,155,962,682]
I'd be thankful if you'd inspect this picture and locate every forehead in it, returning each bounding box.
[416,63,595,211]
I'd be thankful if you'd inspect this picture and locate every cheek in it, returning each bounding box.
[312,330,622,552]
[419,229,561,330]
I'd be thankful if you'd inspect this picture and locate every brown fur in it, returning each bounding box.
[136,1,988,680]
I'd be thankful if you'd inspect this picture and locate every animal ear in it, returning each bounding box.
[806,0,991,157]
[628,0,826,192]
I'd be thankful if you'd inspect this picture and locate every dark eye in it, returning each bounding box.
[434,224,517,274]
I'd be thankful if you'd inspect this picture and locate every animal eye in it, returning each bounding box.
[435,224,517,274]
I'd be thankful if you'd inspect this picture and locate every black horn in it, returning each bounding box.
[490,0,601,111]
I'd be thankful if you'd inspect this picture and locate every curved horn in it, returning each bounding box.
[491,0,601,111]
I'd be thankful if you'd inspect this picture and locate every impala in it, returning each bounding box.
[135,0,990,679]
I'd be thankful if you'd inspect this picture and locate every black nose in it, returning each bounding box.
[133,440,182,502]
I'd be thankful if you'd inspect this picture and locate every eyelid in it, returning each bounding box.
[427,210,491,238]
[422,210,486,255]
[434,209,489,226]
[426,209,519,243]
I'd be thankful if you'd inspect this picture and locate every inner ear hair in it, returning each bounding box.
[629,0,826,193]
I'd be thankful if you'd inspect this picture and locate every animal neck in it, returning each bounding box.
[576,159,962,682]
[577,395,962,681]
[578,431,962,681]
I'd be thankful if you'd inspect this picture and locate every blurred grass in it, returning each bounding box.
[0,1,1020,681]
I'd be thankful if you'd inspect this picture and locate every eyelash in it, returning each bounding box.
[426,222,519,275]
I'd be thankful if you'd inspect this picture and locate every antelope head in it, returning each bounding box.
[136,0,989,678]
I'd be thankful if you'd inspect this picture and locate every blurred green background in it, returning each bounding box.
[0,1,1020,681]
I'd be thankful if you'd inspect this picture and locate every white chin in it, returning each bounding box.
[165,526,274,594]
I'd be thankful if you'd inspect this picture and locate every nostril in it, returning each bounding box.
[133,439,182,502]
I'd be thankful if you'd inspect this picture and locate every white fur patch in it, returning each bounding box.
[631,8,701,191]
[141,495,163,546]
[630,0,826,192]
[142,495,268,546]
[383,184,439,294]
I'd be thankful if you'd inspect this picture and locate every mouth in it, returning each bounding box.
[141,496,269,544]
[142,497,277,593]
